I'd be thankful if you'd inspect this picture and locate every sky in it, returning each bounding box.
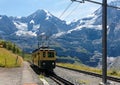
[0,0,113,22]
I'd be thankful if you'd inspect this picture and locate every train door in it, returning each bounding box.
[38,51,40,66]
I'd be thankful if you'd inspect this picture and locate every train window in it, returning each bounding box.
[48,52,54,58]
[34,54,36,58]
[43,52,46,57]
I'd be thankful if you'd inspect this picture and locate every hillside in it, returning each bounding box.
[0,47,23,67]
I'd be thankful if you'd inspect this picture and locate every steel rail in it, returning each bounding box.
[57,65,120,83]
[51,74,74,85]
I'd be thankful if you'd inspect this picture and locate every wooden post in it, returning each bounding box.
[15,56,19,65]
[5,57,7,67]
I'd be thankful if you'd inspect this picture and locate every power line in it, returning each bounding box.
[72,0,120,9]
[64,3,80,20]
[59,2,73,19]
[71,0,84,3]
[71,0,118,84]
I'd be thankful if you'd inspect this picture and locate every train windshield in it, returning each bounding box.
[43,52,46,57]
[48,52,54,58]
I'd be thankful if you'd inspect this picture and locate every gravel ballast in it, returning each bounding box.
[53,67,120,85]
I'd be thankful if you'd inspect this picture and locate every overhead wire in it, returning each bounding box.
[59,0,120,21]
[59,2,73,19]
[73,0,120,9]
[63,3,80,20]
[66,0,120,22]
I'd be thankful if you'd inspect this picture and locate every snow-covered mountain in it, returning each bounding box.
[108,56,120,70]
[52,0,120,66]
[9,9,71,37]
[0,9,73,52]
[0,15,17,35]
[0,0,120,67]
[109,0,120,6]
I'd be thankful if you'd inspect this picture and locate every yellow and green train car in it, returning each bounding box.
[32,47,56,70]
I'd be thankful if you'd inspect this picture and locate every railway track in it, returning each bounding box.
[29,61,74,85]
[48,71,74,85]
[57,65,120,83]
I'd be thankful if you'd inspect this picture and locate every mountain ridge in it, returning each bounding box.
[0,0,120,66]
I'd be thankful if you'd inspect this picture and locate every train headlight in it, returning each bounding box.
[43,62,45,65]
[52,62,55,65]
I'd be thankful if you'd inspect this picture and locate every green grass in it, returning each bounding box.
[0,48,23,67]
[57,63,120,77]
[23,53,32,61]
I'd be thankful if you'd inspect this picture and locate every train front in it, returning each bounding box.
[32,47,56,70]
[40,49,56,70]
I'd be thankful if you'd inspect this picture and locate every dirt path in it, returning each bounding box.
[0,67,22,85]
[0,61,42,85]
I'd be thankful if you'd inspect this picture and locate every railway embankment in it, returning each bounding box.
[53,66,120,85]
[1,60,120,85]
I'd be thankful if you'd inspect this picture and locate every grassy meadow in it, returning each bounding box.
[57,63,120,77]
[0,48,23,67]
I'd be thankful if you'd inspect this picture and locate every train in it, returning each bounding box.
[32,46,56,70]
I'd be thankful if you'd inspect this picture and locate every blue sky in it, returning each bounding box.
[0,0,113,22]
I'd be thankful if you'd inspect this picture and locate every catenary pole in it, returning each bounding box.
[70,0,120,84]
[102,0,107,84]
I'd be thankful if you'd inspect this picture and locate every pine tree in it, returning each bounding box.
[7,42,12,50]
[13,43,16,53]
[3,41,7,48]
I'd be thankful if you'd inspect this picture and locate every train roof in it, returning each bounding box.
[32,47,55,53]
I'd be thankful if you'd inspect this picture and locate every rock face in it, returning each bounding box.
[0,0,120,66]
[0,15,17,35]
[0,9,71,52]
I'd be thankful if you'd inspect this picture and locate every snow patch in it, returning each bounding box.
[86,13,95,18]
[30,20,34,24]
[114,23,120,32]
[14,21,37,37]
[45,17,50,20]
[32,24,40,31]
[67,13,102,34]
[16,30,37,37]
[66,21,71,25]
[13,21,28,31]
[44,10,52,17]
[16,16,22,19]
[67,24,102,34]
[44,10,52,20]
[52,32,65,38]
[107,57,116,62]
[41,32,45,35]
[86,14,99,25]
[0,16,2,20]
